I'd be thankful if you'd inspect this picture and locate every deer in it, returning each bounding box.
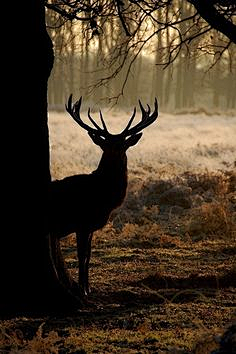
[50,94,158,298]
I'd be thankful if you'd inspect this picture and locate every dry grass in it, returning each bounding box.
[48,109,236,179]
[1,110,235,353]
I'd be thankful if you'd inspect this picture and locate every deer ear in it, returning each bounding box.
[88,132,105,149]
[125,133,143,149]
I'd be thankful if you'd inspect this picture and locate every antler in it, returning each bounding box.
[65,95,110,137]
[121,98,158,137]
[66,94,158,138]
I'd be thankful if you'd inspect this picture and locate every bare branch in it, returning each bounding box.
[188,0,236,44]
[115,0,132,36]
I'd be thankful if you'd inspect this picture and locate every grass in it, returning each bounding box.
[0,111,235,353]
[1,170,235,353]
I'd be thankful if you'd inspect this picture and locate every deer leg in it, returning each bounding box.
[76,231,93,297]
[84,232,93,295]
[49,234,79,294]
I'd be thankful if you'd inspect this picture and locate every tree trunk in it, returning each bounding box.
[175,57,183,110]
[1,1,81,317]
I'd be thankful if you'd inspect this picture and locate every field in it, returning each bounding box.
[1,107,236,353]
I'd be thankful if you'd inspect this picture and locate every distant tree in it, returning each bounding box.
[1,0,235,317]
[46,0,236,101]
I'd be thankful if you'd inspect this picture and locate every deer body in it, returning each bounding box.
[50,155,128,237]
[50,95,158,297]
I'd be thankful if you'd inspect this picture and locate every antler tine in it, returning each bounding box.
[66,95,108,137]
[139,100,151,119]
[99,110,109,133]
[139,100,147,118]
[120,107,137,136]
[88,107,110,136]
[88,108,102,130]
[124,98,158,136]
[66,95,96,133]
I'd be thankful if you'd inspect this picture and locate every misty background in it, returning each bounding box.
[46,5,236,113]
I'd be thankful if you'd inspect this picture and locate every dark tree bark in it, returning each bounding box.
[0,0,80,317]
[188,0,236,43]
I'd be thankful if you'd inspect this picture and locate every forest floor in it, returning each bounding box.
[0,109,235,353]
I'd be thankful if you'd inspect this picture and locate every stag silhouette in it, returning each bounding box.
[50,95,158,297]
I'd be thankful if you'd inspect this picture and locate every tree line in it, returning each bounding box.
[47,1,236,112]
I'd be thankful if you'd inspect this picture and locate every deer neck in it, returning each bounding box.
[95,151,127,179]
[93,152,128,205]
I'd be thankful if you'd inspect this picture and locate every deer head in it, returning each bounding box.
[65,95,158,156]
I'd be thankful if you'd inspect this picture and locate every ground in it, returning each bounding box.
[0,108,235,353]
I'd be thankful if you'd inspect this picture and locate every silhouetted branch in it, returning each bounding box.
[46,0,236,103]
[188,0,236,44]
[115,0,131,36]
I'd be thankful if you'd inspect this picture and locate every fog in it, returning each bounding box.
[49,107,236,180]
